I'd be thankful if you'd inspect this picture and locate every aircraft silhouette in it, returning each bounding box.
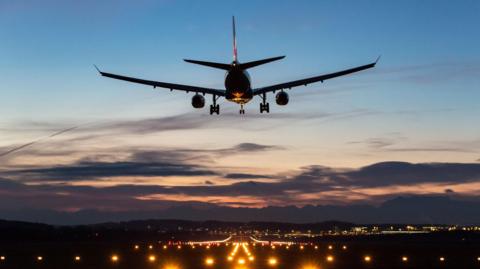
[96,17,378,115]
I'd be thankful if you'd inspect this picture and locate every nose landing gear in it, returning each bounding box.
[260,93,270,113]
[239,104,245,114]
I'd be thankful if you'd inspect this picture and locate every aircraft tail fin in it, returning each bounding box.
[233,16,238,62]
[239,56,286,69]
[184,59,231,70]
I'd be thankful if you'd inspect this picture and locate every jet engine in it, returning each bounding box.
[275,91,289,106]
[191,94,205,108]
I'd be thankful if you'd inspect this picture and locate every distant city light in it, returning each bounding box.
[326,255,334,262]
[364,255,371,262]
[205,257,214,265]
[111,255,119,262]
[268,257,278,266]
[148,255,156,262]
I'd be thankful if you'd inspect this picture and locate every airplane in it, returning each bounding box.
[95,17,378,115]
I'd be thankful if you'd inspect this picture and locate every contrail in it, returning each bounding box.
[0,125,81,158]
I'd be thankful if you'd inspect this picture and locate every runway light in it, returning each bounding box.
[238,258,245,265]
[342,245,347,250]
[111,255,119,262]
[248,256,254,261]
[37,256,43,261]
[177,245,182,250]
[149,245,153,249]
[192,245,196,249]
[163,245,168,250]
[402,256,408,262]
[148,255,156,262]
[328,245,333,250]
[439,257,445,262]
[477,257,480,261]
[205,258,214,265]
[326,255,334,262]
[314,245,318,250]
[74,256,81,262]
[268,257,277,266]
[271,245,276,250]
[286,246,290,250]
[206,245,210,249]
[364,255,371,262]
[0,256,4,261]
[227,256,233,261]
[134,245,140,250]
[300,245,304,250]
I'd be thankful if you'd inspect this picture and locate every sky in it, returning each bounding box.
[0,0,479,223]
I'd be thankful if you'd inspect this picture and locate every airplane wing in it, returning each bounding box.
[252,57,379,96]
[95,66,226,96]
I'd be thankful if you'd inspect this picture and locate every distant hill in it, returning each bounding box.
[0,195,479,225]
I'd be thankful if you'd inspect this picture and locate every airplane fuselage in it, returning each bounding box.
[224,62,253,104]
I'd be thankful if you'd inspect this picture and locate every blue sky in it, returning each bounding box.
[0,1,479,217]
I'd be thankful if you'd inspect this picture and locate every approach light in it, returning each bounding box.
[163,245,168,250]
[300,245,304,250]
[149,245,153,249]
[342,245,347,250]
[271,245,276,250]
[326,255,334,262]
[177,245,182,250]
[328,245,333,250]
[314,245,318,250]
[111,255,119,262]
[364,255,371,262]
[148,255,156,262]
[134,245,140,250]
[37,256,43,261]
[268,257,277,266]
[440,257,445,262]
[74,256,81,262]
[248,256,254,261]
[227,256,234,261]
[402,256,408,262]
[477,257,480,261]
[0,256,5,261]
[238,258,246,265]
[205,257,214,265]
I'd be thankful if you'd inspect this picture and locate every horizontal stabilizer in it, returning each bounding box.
[184,59,231,70]
[239,56,285,69]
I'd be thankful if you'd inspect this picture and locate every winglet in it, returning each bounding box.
[93,64,101,74]
[374,55,381,65]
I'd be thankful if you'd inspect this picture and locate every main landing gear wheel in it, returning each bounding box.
[260,102,270,113]
[260,92,270,113]
[210,104,220,115]
[210,95,220,115]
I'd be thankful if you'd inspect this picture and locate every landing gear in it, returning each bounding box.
[210,95,220,115]
[239,104,245,114]
[260,93,270,113]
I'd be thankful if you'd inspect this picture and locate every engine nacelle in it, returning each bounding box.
[191,94,205,108]
[275,91,289,106]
